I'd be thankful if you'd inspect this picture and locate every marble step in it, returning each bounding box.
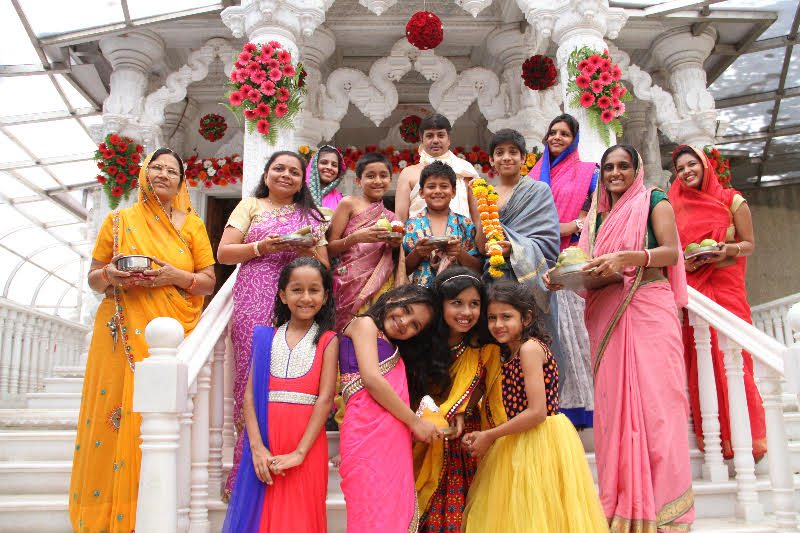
[26,392,82,410]
[0,430,75,462]
[41,378,84,395]
[0,409,78,429]
[0,462,71,495]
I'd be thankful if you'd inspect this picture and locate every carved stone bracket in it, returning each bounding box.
[221,0,335,41]
[456,0,493,17]
[358,0,397,16]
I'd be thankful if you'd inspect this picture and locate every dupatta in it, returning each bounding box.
[528,132,597,250]
[668,145,743,287]
[306,146,346,210]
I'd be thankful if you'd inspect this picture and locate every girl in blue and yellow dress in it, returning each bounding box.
[461,281,606,533]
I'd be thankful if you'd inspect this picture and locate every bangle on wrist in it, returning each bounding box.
[734,243,742,256]
[186,274,198,292]
[100,265,111,284]
[253,240,262,257]
[574,218,584,233]
[643,249,652,268]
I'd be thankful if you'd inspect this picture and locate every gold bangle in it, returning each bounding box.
[734,243,742,256]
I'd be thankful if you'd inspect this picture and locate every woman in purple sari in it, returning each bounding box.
[217,151,329,497]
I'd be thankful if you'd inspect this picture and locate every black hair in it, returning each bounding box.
[600,143,640,175]
[316,146,345,180]
[272,257,335,343]
[419,160,456,188]
[543,113,580,145]
[672,145,699,169]
[489,128,526,157]
[419,113,452,134]
[486,281,552,353]
[362,284,448,408]
[150,147,185,184]
[355,151,392,178]
[432,266,492,348]
[252,150,324,223]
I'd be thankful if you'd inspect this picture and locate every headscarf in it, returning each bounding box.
[306,145,345,206]
[579,146,686,307]
[535,130,581,186]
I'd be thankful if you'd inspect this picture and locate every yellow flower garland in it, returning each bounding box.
[472,178,507,278]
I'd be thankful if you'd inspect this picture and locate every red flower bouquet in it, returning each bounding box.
[566,47,631,145]
[703,146,732,188]
[521,55,557,91]
[94,134,143,208]
[224,41,305,145]
[184,155,243,188]
[406,11,444,50]
[399,115,422,143]
[198,113,227,142]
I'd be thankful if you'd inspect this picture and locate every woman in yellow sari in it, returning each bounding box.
[414,267,499,531]
[69,148,216,533]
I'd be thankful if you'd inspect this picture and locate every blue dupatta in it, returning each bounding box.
[222,326,274,532]
[536,131,581,187]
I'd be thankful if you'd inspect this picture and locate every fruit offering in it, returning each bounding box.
[684,243,701,253]
[700,238,718,248]
[555,246,590,268]
[417,395,450,431]
[375,217,393,231]
[391,220,404,233]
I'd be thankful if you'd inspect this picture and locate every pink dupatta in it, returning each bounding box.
[333,202,395,331]
[578,150,694,532]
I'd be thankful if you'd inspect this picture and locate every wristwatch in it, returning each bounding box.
[574,218,584,232]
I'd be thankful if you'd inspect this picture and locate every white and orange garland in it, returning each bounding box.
[472,178,506,278]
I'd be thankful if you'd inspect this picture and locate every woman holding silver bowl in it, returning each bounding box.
[70,148,216,532]
[216,150,329,498]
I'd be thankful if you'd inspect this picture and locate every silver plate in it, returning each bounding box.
[550,262,622,291]
[425,236,451,246]
[116,255,151,272]
[279,234,315,247]
[378,231,403,239]
[684,245,721,261]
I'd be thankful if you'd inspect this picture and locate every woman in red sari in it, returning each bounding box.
[669,144,766,459]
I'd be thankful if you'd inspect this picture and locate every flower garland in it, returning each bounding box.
[94,134,143,209]
[521,55,557,91]
[703,146,732,188]
[184,155,243,188]
[224,41,305,145]
[399,115,422,143]
[198,113,227,142]
[566,47,631,145]
[520,147,542,176]
[471,178,507,278]
[406,11,444,50]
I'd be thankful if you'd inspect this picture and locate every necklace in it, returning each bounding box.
[450,340,467,361]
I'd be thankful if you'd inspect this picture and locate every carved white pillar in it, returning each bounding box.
[0,308,10,395]
[519,0,628,162]
[8,313,24,395]
[651,27,719,148]
[18,318,33,394]
[189,363,211,532]
[162,99,198,157]
[720,336,763,521]
[687,311,727,482]
[222,334,235,462]
[623,99,670,188]
[485,24,562,152]
[222,0,333,197]
[178,387,194,531]
[28,318,42,391]
[134,317,187,533]
[296,26,341,149]
[208,334,226,499]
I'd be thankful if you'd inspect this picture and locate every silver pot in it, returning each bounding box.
[116,255,151,272]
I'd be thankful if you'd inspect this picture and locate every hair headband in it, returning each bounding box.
[442,274,482,285]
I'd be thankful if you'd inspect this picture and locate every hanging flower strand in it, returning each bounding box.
[472,178,507,278]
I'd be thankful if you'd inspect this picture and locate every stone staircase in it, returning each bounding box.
[0,365,798,532]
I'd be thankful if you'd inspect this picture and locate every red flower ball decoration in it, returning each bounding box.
[406,11,443,50]
[198,113,227,142]
[703,146,732,188]
[521,55,557,91]
[94,133,143,209]
[399,115,422,144]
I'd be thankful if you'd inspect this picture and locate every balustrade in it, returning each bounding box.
[0,298,89,403]
[752,293,800,346]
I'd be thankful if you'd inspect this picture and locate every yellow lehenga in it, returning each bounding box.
[464,342,607,533]
[69,154,215,533]
[413,343,497,529]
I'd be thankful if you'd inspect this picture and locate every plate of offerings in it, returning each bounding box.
[425,236,451,247]
[116,255,151,272]
[280,226,315,247]
[684,240,723,261]
[550,246,622,291]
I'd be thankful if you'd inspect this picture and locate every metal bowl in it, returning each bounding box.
[550,262,622,291]
[116,255,151,273]
[684,245,722,261]
[425,236,451,246]
[378,231,404,240]
[279,234,316,247]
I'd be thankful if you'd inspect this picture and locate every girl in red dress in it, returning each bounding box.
[223,257,339,532]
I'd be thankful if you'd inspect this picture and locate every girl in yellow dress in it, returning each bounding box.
[414,267,500,531]
[462,280,606,532]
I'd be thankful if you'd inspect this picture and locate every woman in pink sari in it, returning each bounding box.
[546,143,694,532]
[328,152,400,331]
[339,284,444,532]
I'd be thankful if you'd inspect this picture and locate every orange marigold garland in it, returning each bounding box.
[472,178,507,278]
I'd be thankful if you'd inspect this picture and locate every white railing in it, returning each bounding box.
[0,297,90,403]
[752,293,800,347]
[133,270,237,532]
[686,286,799,531]
[133,276,800,532]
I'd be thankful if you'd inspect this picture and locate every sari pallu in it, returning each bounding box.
[413,344,496,530]
[70,154,214,533]
[668,145,766,459]
[497,179,564,369]
[578,155,694,532]
[339,336,419,533]
[333,201,396,331]
[307,146,346,211]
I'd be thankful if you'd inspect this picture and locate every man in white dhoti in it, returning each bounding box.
[395,114,478,222]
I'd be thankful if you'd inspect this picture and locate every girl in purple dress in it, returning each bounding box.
[217,151,330,497]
